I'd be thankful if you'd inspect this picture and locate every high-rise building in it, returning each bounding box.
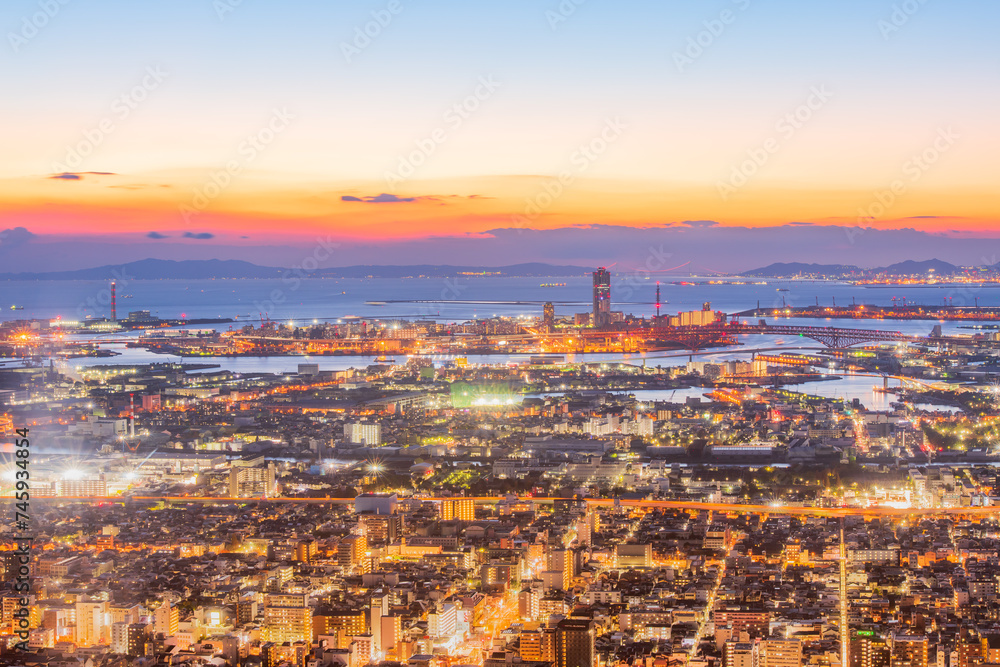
[125,623,149,658]
[441,498,475,522]
[338,535,367,571]
[229,461,277,498]
[360,513,401,545]
[377,615,401,657]
[111,622,129,654]
[520,630,544,662]
[345,422,382,446]
[555,619,595,667]
[852,633,891,667]
[893,637,929,667]
[351,634,374,665]
[543,302,555,331]
[428,603,459,640]
[544,549,574,591]
[153,602,178,638]
[592,268,611,329]
[57,477,108,498]
[312,606,366,645]
[957,639,982,667]
[263,594,311,644]
[75,599,109,646]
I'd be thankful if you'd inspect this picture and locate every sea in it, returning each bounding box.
[3,275,998,410]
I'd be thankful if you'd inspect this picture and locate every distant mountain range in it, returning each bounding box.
[0,258,593,281]
[744,258,975,278]
[1,256,983,281]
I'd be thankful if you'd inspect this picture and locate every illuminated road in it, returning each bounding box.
[8,495,1000,518]
[688,514,731,659]
[839,522,849,667]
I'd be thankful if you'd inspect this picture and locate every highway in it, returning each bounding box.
[7,495,1000,518]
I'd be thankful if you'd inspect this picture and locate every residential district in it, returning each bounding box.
[5,276,1000,667]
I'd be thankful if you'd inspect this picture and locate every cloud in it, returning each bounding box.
[680,220,719,228]
[342,193,417,203]
[0,227,35,250]
[183,232,215,240]
[48,172,116,180]
[342,192,489,204]
[147,232,169,239]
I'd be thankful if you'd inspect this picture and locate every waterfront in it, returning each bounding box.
[5,276,1000,324]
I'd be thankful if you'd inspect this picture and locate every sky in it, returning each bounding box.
[0,0,998,271]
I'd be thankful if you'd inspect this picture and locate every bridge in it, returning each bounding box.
[724,322,918,349]
[575,321,925,351]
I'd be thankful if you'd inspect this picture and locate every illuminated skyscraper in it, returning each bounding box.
[592,268,611,329]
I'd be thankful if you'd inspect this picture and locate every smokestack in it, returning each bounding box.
[111,281,117,321]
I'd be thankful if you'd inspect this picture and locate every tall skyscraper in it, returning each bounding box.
[592,267,611,329]
[555,619,595,667]
[543,302,555,331]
